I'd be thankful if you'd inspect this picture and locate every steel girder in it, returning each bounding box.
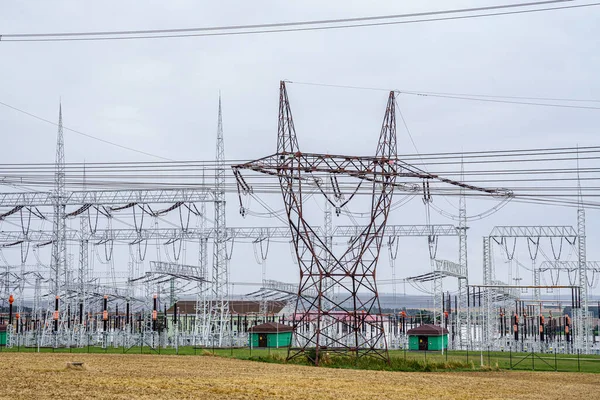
[0,188,213,208]
[332,224,458,237]
[150,261,206,282]
[0,226,293,244]
[538,260,600,272]
[489,226,577,238]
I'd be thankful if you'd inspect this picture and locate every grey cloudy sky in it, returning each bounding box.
[1,1,599,298]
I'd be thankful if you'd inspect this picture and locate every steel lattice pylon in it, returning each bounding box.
[52,104,67,299]
[210,95,230,347]
[280,82,396,363]
[48,104,69,345]
[235,82,397,363]
[233,81,509,365]
[457,179,469,350]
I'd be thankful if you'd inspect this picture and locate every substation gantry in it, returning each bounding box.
[480,225,594,353]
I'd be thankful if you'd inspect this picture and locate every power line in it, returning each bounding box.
[0,144,599,166]
[290,82,600,110]
[0,100,172,161]
[397,90,600,103]
[4,146,600,171]
[1,1,597,42]
[400,91,600,110]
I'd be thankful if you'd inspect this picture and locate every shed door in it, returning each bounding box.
[418,336,427,351]
[258,334,267,347]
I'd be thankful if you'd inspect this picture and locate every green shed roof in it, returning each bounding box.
[248,322,293,333]
[406,324,448,336]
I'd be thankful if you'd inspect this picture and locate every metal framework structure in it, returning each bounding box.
[481,225,595,352]
[232,81,506,364]
[50,104,68,341]
[3,82,593,358]
[457,168,469,350]
[210,95,230,347]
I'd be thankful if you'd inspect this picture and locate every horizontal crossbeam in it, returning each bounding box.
[333,224,458,237]
[0,188,213,207]
[489,226,577,238]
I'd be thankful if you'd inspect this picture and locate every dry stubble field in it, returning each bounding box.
[0,353,598,399]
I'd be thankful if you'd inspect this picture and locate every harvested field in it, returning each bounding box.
[0,353,598,399]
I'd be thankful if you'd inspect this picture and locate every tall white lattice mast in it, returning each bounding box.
[51,104,67,304]
[576,151,589,353]
[78,163,89,333]
[195,168,210,346]
[457,157,469,349]
[211,94,230,346]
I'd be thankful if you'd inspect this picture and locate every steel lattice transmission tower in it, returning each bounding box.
[51,104,68,305]
[457,159,469,349]
[77,163,89,340]
[576,163,589,353]
[235,82,397,363]
[210,94,230,346]
[233,81,510,365]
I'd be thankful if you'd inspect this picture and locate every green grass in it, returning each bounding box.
[2,345,599,373]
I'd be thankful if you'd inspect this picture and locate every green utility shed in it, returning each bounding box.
[407,324,448,351]
[0,324,7,346]
[249,322,293,348]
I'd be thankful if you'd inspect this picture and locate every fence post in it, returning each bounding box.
[509,348,512,370]
[532,349,535,371]
[466,348,469,364]
[578,349,581,372]
[554,349,557,371]
[488,346,490,366]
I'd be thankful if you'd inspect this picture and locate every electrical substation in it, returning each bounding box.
[0,81,598,365]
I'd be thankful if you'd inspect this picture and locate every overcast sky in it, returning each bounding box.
[1,1,599,300]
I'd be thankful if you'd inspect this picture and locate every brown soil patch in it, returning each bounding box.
[0,353,598,399]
